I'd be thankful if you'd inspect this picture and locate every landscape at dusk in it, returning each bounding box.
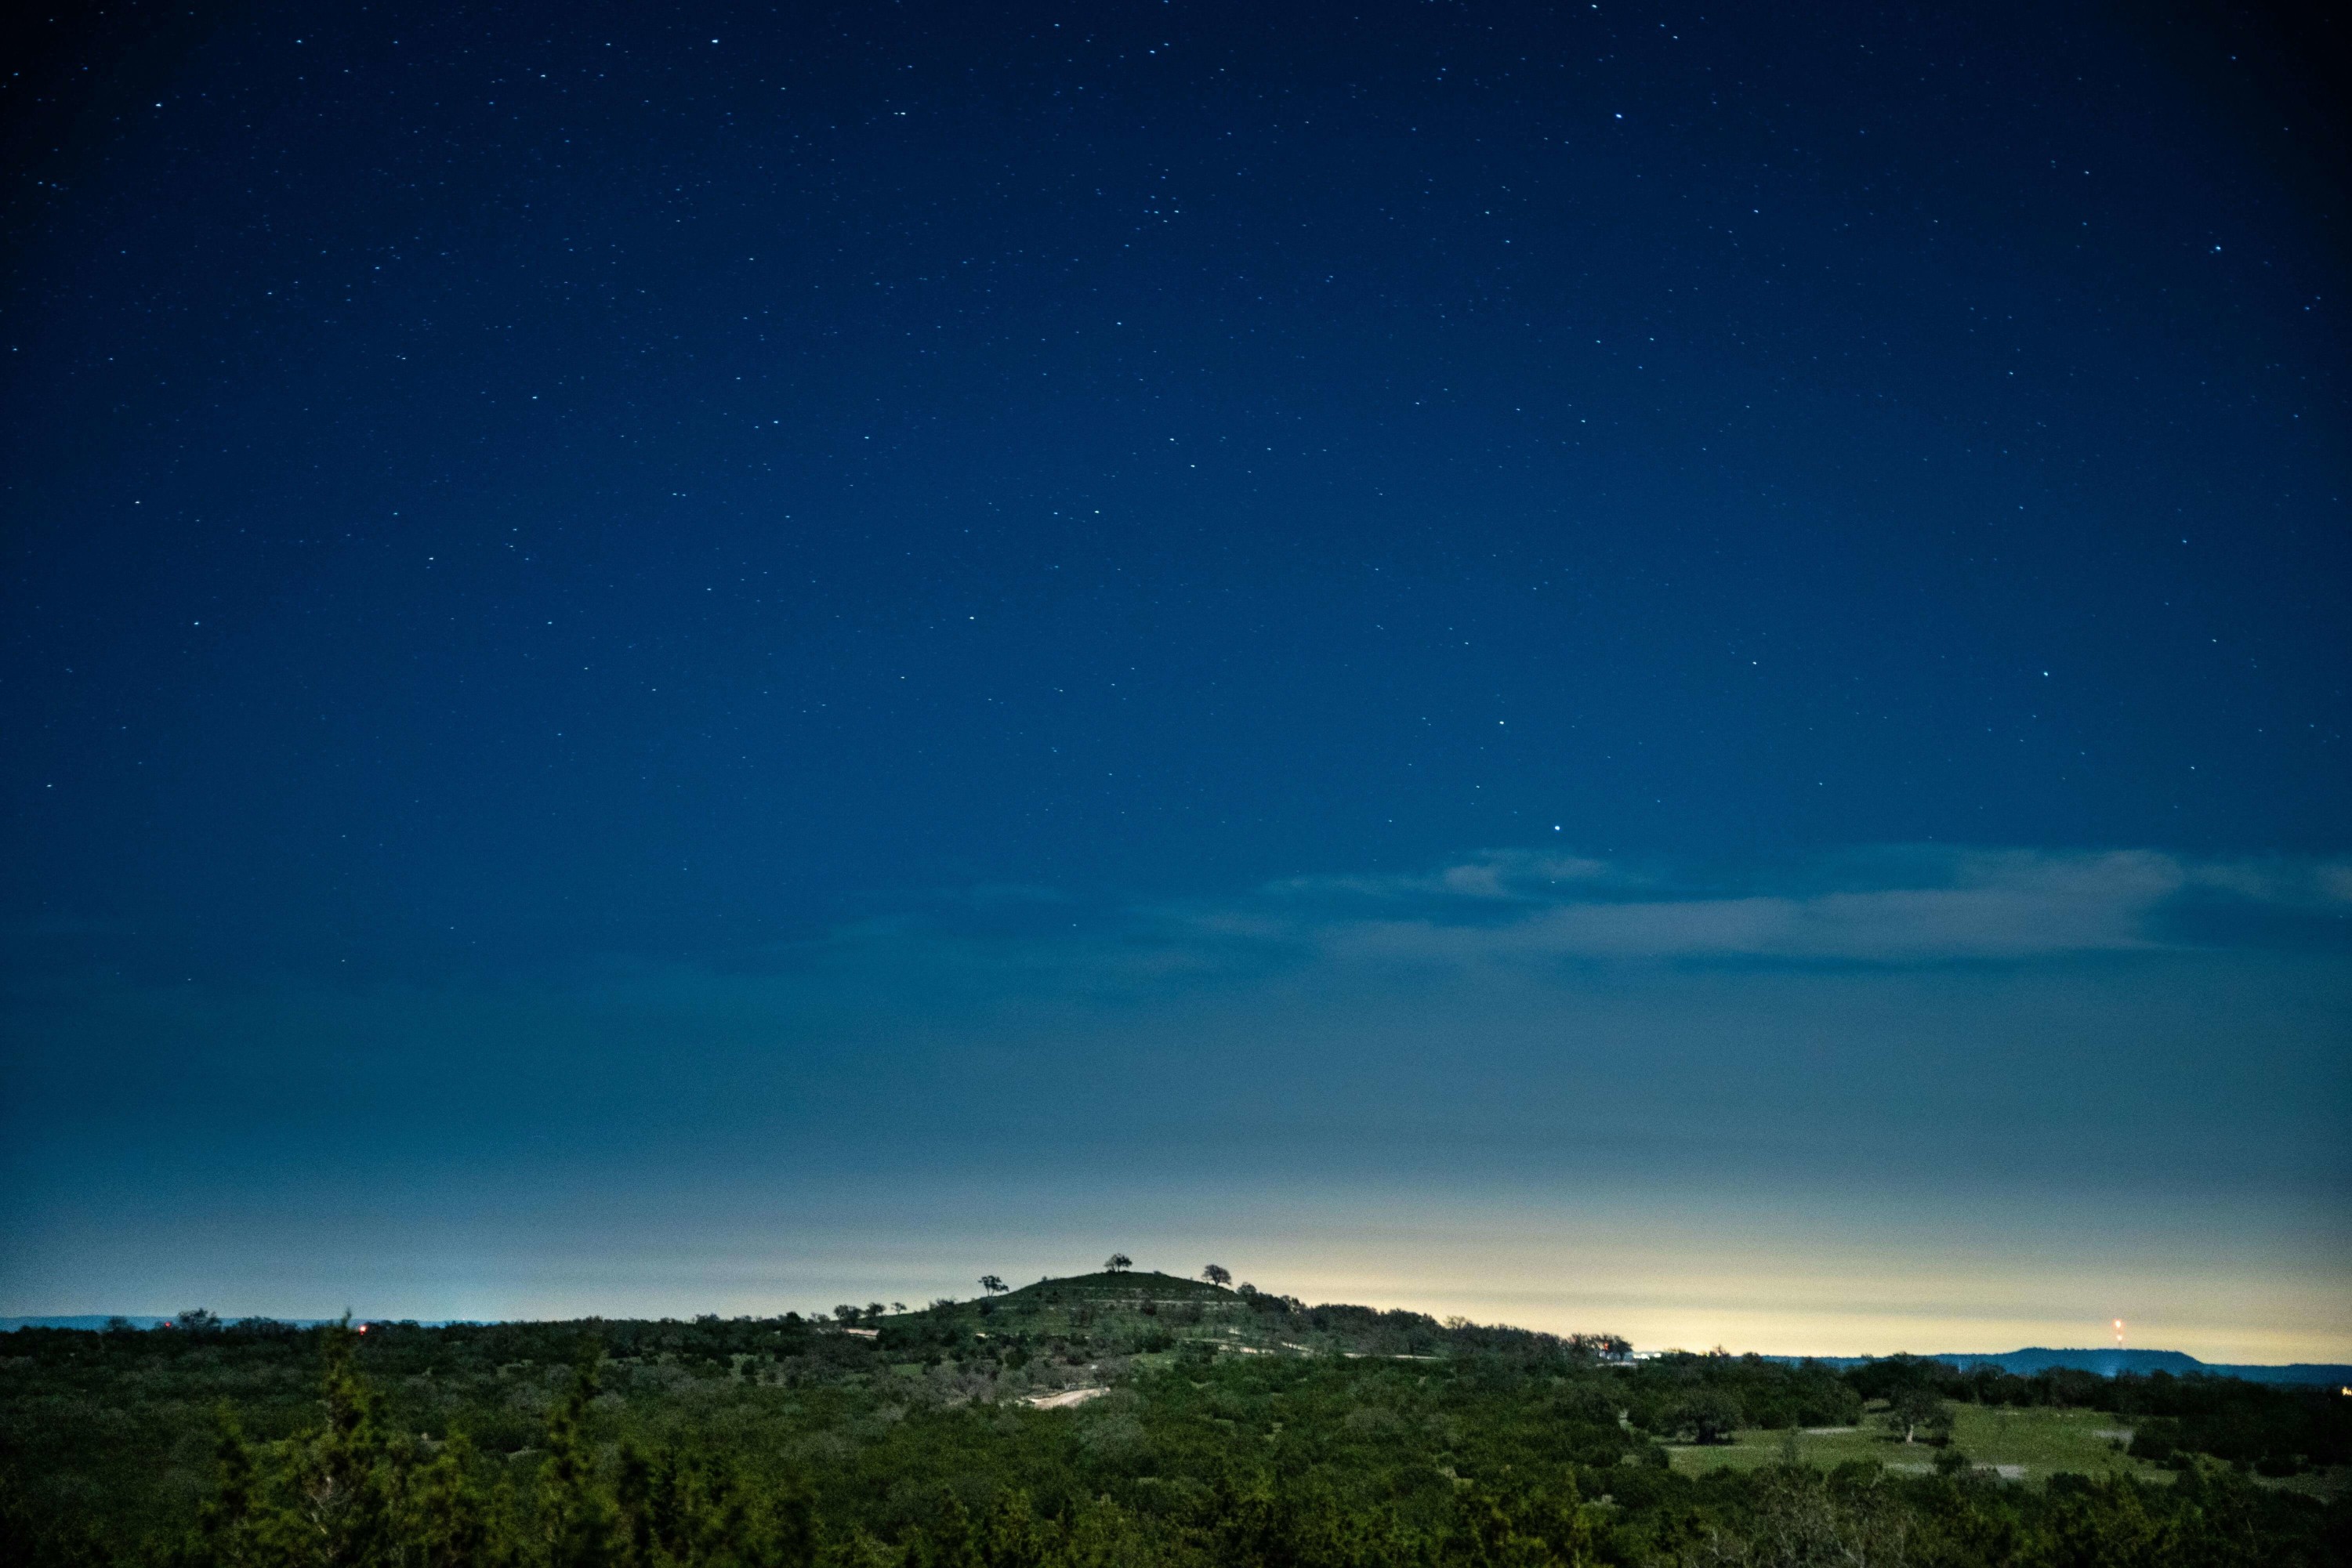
[3,0,2347,1561]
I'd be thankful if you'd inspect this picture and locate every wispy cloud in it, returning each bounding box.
[1162,846,2352,969]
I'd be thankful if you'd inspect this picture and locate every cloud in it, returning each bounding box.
[1170,846,2352,969]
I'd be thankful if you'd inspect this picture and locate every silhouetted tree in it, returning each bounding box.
[1669,1386,1745,1445]
[1890,1385,1948,1444]
[1201,1264,1232,1287]
[1567,1332,1632,1360]
[980,1275,1007,1295]
[189,1406,262,1565]
[538,1345,617,1566]
[402,1429,494,1567]
[1104,1253,1133,1273]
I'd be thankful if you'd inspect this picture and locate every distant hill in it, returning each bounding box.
[0,1316,170,1331]
[998,1269,1235,1303]
[2,1316,409,1332]
[1774,1346,2352,1387]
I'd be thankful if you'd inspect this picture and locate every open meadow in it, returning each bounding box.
[1667,1403,2168,1487]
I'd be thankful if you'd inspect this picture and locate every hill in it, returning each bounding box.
[998,1269,1234,1304]
[897,1269,1430,1363]
[890,1268,1622,1368]
[1775,1347,2352,1388]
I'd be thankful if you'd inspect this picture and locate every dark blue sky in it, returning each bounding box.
[2,0,2347,1353]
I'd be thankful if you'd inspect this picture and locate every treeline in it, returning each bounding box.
[3,1320,2347,1566]
[4,1316,2339,1462]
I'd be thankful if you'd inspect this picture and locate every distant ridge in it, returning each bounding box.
[0,1316,172,1331]
[2,1316,379,1331]
[1771,1346,2352,1387]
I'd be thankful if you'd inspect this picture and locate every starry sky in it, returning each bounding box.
[2,0,2347,1358]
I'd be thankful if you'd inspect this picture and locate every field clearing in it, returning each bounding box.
[2267,1465,2352,1503]
[1667,1404,2169,1487]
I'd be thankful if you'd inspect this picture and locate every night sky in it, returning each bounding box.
[3,0,2347,1358]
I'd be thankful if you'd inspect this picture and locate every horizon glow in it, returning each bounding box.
[3,1,2346,1363]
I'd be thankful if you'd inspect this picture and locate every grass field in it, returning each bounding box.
[1666,1403,2167,1487]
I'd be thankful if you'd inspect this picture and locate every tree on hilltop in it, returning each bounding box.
[1104,1253,1133,1273]
[1201,1264,1232,1287]
[979,1275,1006,1295]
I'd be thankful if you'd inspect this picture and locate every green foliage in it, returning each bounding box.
[2,1288,2346,1567]
[1887,1387,1953,1446]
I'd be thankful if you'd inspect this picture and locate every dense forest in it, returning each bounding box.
[2,1273,2345,1566]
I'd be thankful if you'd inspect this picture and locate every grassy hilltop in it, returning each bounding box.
[2,1269,2347,1566]
[962,1268,1245,1336]
[1002,1269,1230,1302]
[890,1268,1540,1367]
